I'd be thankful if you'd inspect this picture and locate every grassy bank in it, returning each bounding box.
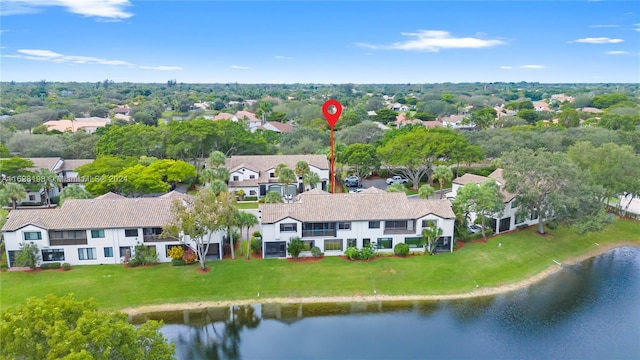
[1,219,639,310]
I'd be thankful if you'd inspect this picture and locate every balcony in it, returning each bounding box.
[143,234,178,243]
[383,220,414,235]
[301,230,336,238]
[50,238,88,246]
[383,228,415,235]
[48,230,88,246]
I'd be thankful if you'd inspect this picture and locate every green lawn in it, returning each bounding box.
[1,219,639,311]
[236,202,259,209]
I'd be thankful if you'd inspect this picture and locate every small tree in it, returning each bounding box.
[386,183,407,193]
[453,180,504,241]
[422,224,443,255]
[37,168,61,207]
[287,237,305,260]
[432,165,453,199]
[303,171,320,190]
[16,241,40,269]
[0,183,27,209]
[263,191,283,203]
[58,185,92,205]
[418,184,436,199]
[237,211,259,259]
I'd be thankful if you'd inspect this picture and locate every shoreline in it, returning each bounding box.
[121,242,639,316]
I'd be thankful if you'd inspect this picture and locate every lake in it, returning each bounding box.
[131,247,640,359]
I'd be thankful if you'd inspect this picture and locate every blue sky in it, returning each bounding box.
[1,0,639,83]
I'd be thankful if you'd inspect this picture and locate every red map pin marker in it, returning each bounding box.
[322,99,342,129]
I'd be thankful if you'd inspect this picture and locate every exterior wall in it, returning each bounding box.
[229,168,259,182]
[227,185,260,198]
[261,216,456,258]
[3,226,222,268]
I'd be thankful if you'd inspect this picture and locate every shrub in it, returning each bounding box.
[546,220,559,230]
[128,258,142,267]
[171,259,186,266]
[409,251,424,256]
[311,246,323,258]
[360,243,376,261]
[167,246,185,260]
[40,262,61,269]
[516,224,529,230]
[344,246,359,260]
[244,196,258,201]
[183,248,197,264]
[62,263,71,271]
[287,237,305,260]
[129,244,158,266]
[394,243,410,257]
[252,230,262,239]
[250,237,262,254]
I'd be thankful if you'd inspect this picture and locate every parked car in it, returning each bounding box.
[349,188,363,193]
[386,176,409,185]
[344,176,361,187]
[468,224,482,234]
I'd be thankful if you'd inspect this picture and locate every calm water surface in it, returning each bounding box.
[132,247,640,359]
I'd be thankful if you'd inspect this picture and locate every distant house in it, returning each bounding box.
[388,103,410,112]
[43,117,110,134]
[550,94,575,104]
[257,121,294,133]
[59,159,94,188]
[579,107,604,114]
[259,188,456,258]
[440,114,468,129]
[113,106,130,115]
[224,154,329,199]
[213,112,235,121]
[1,192,224,268]
[533,101,551,112]
[447,169,539,234]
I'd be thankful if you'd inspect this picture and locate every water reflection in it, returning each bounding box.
[133,247,640,360]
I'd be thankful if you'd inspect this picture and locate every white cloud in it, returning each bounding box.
[635,24,640,32]
[4,48,181,70]
[521,65,545,69]
[499,66,512,70]
[589,24,619,28]
[1,0,133,19]
[275,55,293,60]
[605,51,628,55]
[231,65,249,69]
[356,30,505,52]
[569,37,624,44]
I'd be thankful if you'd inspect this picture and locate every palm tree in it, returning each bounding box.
[432,165,453,199]
[418,184,436,199]
[303,171,320,190]
[276,164,296,199]
[37,169,60,207]
[237,212,259,259]
[209,180,228,196]
[208,151,226,169]
[200,168,216,186]
[295,161,310,179]
[263,191,283,203]
[59,185,92,205]
[0,183,27,209]
[386,183,407,193]
[422,224,443,255]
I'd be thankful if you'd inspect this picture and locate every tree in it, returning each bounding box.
[341,143,379,180]
[16,241,40,269]
[303,171,320,190]
[208,179,228,196]
[36,168,60,206]
[373,108,398,124]
[294,160,310,179]
[452,180,504,241]
[557,106,580,128]
[516,109,538,124]
[0,182,28,209]
[263,190,283,203]
[58,185,92,205]
[470,108,497,130]
[237,211,259,259]
[287,237,305,260]
[386,183,407,193]
[209,150,226,168]
[276,164,296,197]
[0,294,175,359]
[422,223,443,254]
[164,188,237,271]
[502,148,606,235]
[418,184,436,199]
[432,165,453,199]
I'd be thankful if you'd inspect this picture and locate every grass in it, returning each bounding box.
[1,219,639,311]
[236,202,259,209]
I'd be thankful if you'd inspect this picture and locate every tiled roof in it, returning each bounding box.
[452,173,489,185]
[213,112,235,120]
[264,121,294,133]
[225,155,329,185]
[488,169,516,202]
[95,192,125,200]
[235,111,260,122]
[1,197,184,232]
[259,192,455,224]
[60,159,93,171]
[26,157,63,172]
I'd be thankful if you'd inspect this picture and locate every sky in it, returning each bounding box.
[0,0,639,84]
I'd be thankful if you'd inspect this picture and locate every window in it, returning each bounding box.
[363,238,371,247]
[515,211,526,224]
[23,231,42,241]
[368,221,380,229]
[78,248,97,260]
[376,237,393,249]
[269,172,276,178]
[511,199,519,209]
[41,249,65,262]
[302,240,315,251]
[104,247,113,257]
[119,246,131,258]
[249,190,256,195]
[324,239,343,251]
[249,175,255,179]
[233,175,239,181]
[91,229,105,238]
[421,219,437,228]
[143,227,163,236]
[404,237,423,248]
[302,222,336,237]
[347,238,357,248]
[124,229,138,237]
[436,236,452,249]
[280,223,297,232]
[29,195,36,201]
[337,222,351,230]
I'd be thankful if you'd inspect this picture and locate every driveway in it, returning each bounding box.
[361,178,388,190]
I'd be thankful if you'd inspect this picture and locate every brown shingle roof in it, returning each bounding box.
[452,173,489,185]
[1,197,183,231]
[26,157,63,172]
[259,192,455,224]
[225,155,329,185]
[488,169,516,202]
[60,159,93,171]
